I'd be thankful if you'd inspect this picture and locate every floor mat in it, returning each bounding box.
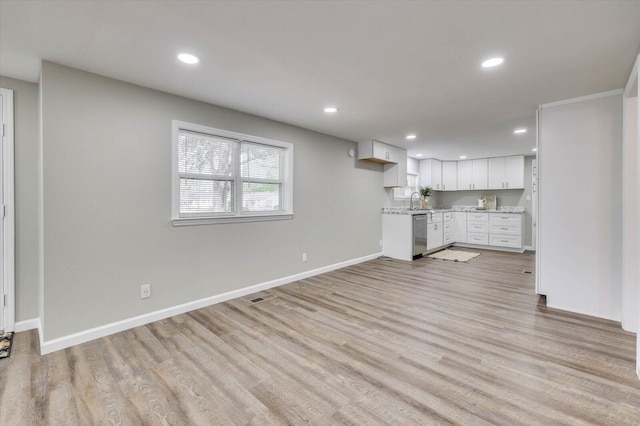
[428,249,480,262]
[0,332,14,359]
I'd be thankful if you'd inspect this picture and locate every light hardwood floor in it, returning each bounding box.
[1,249,639,425]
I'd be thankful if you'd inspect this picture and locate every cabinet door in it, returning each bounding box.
[432,159,442,190]
[427,222,443,249]
[505,155,524,189]
[454,212,467,242]
[386,145,400,163]
[472,159,488,190]
[419,159,441,189]
[457,160,473,190]
[442,161,457,191]
[488,157,506,189]
[383,149,407,187]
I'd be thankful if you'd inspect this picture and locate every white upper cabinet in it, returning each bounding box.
[358,140,398,164]
[473,159,488,190]
[383,149,408,187]
[442,161,457,191]
[488,155,524,189]
[458,159,487,190]
[457,160,473,190]
[419,159,442,190]
[505,155,525,189]
[488,157,506,189]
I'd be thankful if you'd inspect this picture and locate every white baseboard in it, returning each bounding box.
[14,318,40,332]
[39,252,382,355]
[524,245,536,251]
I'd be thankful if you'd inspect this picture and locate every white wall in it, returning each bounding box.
[0,76,39,322]
[538,91,623,321]
[622,95,637,332]
[40,61,385,342]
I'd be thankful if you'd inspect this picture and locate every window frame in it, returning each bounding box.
[171,121,294,226]
[393,173,419,200]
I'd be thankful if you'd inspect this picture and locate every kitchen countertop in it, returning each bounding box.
[382,205,525,215]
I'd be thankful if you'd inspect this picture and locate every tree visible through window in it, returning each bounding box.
[173,123,293,222]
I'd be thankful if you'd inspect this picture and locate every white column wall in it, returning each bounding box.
[538,91,623,321]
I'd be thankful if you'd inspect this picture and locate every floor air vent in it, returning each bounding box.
[250,297,265,304]
[523,270,533,274]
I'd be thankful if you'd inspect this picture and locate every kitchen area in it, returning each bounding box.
[358,139,535,261]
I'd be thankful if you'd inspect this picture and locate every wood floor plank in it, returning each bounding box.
[1,249,639,424]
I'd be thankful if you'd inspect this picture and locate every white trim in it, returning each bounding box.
[623,54,639,98]
[171,120,294,223]
[0,88,15,333]
[172,213,294,226]
[39,252,382,355]
[14,318,40,333]
[524,245,535,251]
[545,299,620,323]
[452,242,525,253]
[539,89,623,109]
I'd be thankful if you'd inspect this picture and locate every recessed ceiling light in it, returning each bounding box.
[459,155,467,159]
[178,53,199,64]
[514,128,527,134]
[482,57,504,68]
[416,154,423,157]
[324,106,338,113]
[532,148,537,152]
[406,134,417,140]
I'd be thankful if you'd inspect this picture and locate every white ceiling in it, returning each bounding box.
[1,1,639,160]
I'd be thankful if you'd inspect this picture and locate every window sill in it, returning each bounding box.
[172,213,294,226]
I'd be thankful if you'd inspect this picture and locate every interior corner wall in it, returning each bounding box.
[0,76,40,322]
[622,94,638,332]
[40,61,385,342]
[538,92,623,321]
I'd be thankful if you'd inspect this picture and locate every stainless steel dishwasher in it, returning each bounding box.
[413,214,428,259]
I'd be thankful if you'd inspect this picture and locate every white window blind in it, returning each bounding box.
[241,142,284,212]
[178,131,236,216]
[393,174,419,199]
[172,121,293,225]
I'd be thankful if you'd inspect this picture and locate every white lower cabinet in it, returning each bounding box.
[454,212,467,242]
[467,232,489,245]
[488,213,523,249]
[427,213,444,250]
[443,213,453,244]
[466,212,488,245]
[427,223,443,250]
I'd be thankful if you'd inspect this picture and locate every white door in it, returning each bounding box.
[0,88,15,334]
[0,92,4,332]
[442,161,457,191]
[473,158,488,190]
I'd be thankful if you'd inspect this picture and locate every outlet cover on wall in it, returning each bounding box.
[141,284,151,299]
[302,253,308,262]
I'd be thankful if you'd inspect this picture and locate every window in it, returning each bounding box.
[393,173,419,199]
[172,121,293,225]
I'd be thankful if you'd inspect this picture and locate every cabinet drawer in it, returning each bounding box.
[489,213,521,227]
[467,232,488,245]
[443,212,453,221]
[467,222,488,233]
[429,212,443,223]
[443,231,453,244]
[443,221,453,232]
[489,234,522,248]
[489,224,521,235]
[467,212,488,222]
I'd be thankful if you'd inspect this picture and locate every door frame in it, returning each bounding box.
[0,87,15,333]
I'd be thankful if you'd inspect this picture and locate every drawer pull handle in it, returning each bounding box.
[501,227,509,230]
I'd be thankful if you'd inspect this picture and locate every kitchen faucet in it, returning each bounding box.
[410,192,421,210]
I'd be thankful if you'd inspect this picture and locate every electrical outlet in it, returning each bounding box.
[141,284,151,299]
[302,253,308,262]
[379,239,383,247]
